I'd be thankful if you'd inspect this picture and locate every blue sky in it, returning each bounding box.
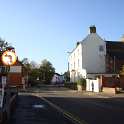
[0,0,124,73]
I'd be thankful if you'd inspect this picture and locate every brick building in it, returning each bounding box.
[106,41,124,73]
[7,61,28,88]
[0,60,28,88]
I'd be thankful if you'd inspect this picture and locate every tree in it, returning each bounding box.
[0,38,9,57]
[30,61,39,69]
[39,59,55,84]
[0,38,9,52]
[21,58,40,86]
[0,38,14,66]
[63,71,70,82]
[30,68,40,81]
[21,58,32,72]
[21,58,55,85]
[21,58,30,65]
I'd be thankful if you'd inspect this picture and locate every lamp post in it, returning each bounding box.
[114,56,116,73]
[67,51,73,82]
[67,51,72,71]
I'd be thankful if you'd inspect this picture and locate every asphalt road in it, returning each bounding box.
[9,94,75,124]
[45,96,124,124]
[9,85,124,124]
[31,84,124,124]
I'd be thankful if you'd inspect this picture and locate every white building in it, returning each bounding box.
[51,73,64,84]
[69,26,106,82]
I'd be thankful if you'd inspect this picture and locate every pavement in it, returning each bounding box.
[10,85,124,124]
[9,93,76,124]
[20,84,124,98]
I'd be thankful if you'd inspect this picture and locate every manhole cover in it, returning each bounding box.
[33,104,45,108]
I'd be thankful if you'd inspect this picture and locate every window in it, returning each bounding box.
[74,62,75,69]
[99,45,104,52]
[78,59,79,67]
[78,49,79,55]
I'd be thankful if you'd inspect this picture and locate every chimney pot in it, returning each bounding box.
[89,25,96,33]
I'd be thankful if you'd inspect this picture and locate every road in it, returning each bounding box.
[10,85,124,124]
[9,93,75,124]
[45,96,124,124]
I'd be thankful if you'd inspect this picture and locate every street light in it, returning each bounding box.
[67,51,72,71]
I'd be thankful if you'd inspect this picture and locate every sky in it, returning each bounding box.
[0,0,124,73]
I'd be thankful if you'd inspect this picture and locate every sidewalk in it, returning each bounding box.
[80,91,124,98]
[19,85,124,98]
[9,94,76,124]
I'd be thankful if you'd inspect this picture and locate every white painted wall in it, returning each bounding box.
[69,43,86,82]
[69,30,106,82]
[82,33,106,73]
[51,74,64,84]
[86,78,101,92]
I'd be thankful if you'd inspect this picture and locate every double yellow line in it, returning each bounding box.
[41,97,88,124]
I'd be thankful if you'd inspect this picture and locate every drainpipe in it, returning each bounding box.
[114,56,116,72]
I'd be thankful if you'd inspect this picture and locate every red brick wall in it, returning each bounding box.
[8,73,23,87]
[102,76,118,88]
[120,76,124,88]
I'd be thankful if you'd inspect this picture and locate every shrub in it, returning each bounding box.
[77,78,86,87]
[64,82,77,90]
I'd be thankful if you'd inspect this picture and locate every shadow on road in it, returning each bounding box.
[9,95,75,124]
[44,96,124,124]
[16,84,124,124]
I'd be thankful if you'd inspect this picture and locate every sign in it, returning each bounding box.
[9,66,21,73]
[2,51,17,66]
[0,66,10,73]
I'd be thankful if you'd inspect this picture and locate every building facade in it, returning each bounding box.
[0,61,28,88]
[51,73,64,84]
[69,26,106,82]
[69,26,124,83]
[106,41,124,73]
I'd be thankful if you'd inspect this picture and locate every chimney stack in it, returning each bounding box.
[76,42,80,46]
[89,25,96,33]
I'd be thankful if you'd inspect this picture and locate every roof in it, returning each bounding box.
[54,73,63,76]
[106,41,124,59]
[87,73,119,79]
[69,42,81,54]
[69,33,104,55]
[106,41,124,48]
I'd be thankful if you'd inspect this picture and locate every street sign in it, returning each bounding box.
[2,51,17,66]
[0,66,10,73]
